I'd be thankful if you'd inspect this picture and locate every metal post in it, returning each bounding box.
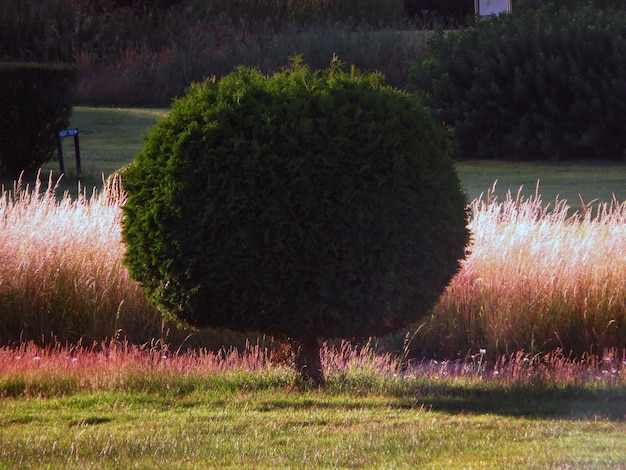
[56,133,66,174]
[56,128,80,176]
[73,132,82,177]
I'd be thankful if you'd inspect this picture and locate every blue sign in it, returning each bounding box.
[58,128,79,138]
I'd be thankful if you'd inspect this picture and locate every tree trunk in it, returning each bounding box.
[294,335,325,387]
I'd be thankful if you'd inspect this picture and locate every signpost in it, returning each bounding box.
[56,128,81,176]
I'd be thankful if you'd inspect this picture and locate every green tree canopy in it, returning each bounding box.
[122,58,470,385]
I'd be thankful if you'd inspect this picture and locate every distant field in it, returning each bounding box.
[456,159,626,212]
[5,107,626,210]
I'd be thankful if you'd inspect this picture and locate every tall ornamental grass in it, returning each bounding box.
[0,174,160,345]
[425,184,626,358]
[0,176,625,360]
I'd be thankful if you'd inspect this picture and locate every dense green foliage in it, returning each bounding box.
[0,63,76,176]
[409,6,626,160]
[122,59,469,345]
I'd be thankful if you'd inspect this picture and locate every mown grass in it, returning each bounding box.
[3,390,624,468]
[456,159,626,212]
[0,342,624,468]
[37,107,167,197]
[11,107,626,206]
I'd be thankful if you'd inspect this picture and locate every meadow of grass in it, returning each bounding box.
[0,171,248,350]
[0,173,156,346]
[1,107,626,359]
[419,185,626,358]
[0,341,624,468]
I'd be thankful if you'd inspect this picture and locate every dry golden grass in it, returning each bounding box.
[0,173,160,345]
[431,183,626,357]
[1,176,624,360]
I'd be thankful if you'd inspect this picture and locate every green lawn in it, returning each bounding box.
[15,107,625,210]
[457,159,626,212]
[1,380,625,468]
[13,107,167,196]
[3,107,625,208]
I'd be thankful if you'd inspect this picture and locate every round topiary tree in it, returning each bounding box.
[121,57,470,386]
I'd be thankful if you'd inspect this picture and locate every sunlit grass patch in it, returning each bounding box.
[426,183,626,357]
[0,173,625,360]
[0,340,624,468]
[0,173,160,345]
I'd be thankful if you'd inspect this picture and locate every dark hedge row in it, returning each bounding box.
[0,63,76,176]
[409,6,626,161]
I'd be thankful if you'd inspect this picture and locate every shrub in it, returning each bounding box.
[0,63,77,176]
[408,6,626,160]
[121,57,470,384]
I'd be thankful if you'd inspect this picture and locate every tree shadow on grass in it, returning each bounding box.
[254,379,625,421]
[407,381,626,421]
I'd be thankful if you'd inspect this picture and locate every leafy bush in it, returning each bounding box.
[409,7,626,160]
[122,58,469,384]
[0,63,76,176]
